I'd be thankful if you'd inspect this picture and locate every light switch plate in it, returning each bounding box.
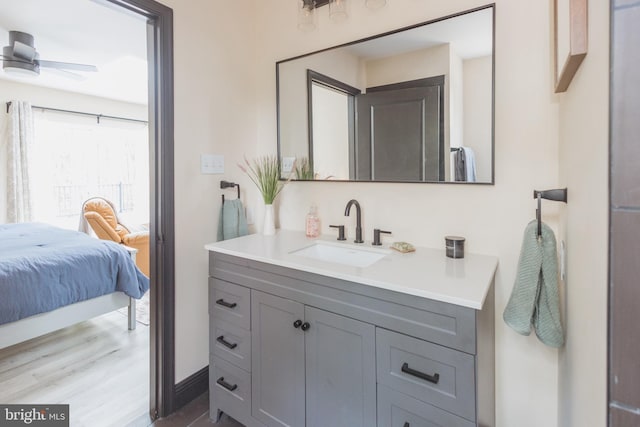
[201,154,224,174]
[282,157,296,175]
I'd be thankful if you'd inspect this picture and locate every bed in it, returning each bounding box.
[0,222,149,349]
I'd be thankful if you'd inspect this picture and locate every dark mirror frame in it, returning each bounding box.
[276,4,496,185]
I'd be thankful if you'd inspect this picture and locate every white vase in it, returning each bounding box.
[263,204,276,236]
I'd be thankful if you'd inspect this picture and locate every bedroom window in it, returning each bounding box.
[31,110,149,230]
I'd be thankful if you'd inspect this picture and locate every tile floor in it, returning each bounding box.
[146,393,242,427]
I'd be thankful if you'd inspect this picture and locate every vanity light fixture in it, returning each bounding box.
[298,0,387,30]
[329,0,348,21]
[298,0,318,32]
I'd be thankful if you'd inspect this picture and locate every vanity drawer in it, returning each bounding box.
[210,318,251,372]
[376,328,476,422]
[210,278,251,330]
[210,356,251,420]
[377,385,474,427]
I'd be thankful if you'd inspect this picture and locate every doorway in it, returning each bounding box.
[103,0,175,419]
[0,0,174,421]
[307,70,360,180]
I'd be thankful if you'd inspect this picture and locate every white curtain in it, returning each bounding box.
[6,100,35,223]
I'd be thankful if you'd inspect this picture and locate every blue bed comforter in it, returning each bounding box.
[0,223,150,325]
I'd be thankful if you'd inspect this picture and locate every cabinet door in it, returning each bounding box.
[305,306,376,427]
[251,290,305,427]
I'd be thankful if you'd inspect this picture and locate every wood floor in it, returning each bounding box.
[0,311,247,427]
[0,311,150,427]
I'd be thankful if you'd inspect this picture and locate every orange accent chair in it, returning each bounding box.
[82,197,150,277]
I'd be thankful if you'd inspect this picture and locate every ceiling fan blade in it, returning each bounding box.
[12,40,36,61]
[42,67,86,81]
[38,60,98,72]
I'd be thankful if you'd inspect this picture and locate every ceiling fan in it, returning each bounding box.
[1,30,98,79]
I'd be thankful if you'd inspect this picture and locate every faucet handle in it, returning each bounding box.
[372,229,391,246]
[329,225,346,241]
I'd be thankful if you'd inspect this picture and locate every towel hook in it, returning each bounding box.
[220,180,240,203]
[533,188,568,237]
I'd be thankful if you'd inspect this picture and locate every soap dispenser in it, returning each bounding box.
[306,205,320,238]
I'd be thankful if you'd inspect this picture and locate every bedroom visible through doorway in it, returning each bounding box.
[0,0,160,424]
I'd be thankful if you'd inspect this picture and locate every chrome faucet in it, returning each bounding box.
[344,199,364,243]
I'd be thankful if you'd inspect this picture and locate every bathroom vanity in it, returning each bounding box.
[205,231,497,427]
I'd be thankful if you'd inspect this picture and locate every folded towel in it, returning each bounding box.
[454,148,467,181]
[503,220,564,347]
[462,147,476,182]
[217,199,249,241]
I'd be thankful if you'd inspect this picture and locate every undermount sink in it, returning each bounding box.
[289,241,390,268]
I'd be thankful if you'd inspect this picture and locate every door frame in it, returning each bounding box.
[306,70,361,178]
[103,0,175,419]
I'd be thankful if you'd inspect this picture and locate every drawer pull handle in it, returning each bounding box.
[216,335,238,349]
[293,319,303,328]
[301,322,311,331]
[403,423,410,427]
[216,377,238,392]
[401,362,440,384]
[216,299,237,309]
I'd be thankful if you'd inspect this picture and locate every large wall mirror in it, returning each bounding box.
[277,5,494,183]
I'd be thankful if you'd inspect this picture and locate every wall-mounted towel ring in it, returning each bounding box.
[221,180,240,203]
[533,188,568,237]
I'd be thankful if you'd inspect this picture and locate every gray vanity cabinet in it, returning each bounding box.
[208,251,495,427]
[304,305,376,427]
[251,290,376,427]
[251,290,305,427]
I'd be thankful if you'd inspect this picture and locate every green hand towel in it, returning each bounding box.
[503,220,564,347]
[217,199,249,241]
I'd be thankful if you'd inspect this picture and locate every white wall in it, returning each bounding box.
[450,48,464,153]
[557,0,609,424]
[250,1,599,426]
[156,0,258,383]
[364,43,450,87]
[463,55,492,182]
[0,79,147,224]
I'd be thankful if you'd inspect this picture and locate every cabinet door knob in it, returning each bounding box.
[216,377,238,392]
[216,335,238,350]
[216,298,237,309]
[401,362,440,384]
[293,319,303,328]
[301,322,311,331]
[403,423,410,427]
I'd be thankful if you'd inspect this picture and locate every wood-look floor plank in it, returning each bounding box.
[0,311,150,427]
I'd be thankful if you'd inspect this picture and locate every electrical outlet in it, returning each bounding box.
[201,154,224,174]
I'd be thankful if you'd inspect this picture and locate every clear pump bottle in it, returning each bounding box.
[306,205,320,238]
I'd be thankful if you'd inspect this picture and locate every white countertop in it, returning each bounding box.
[205,230,498,310]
